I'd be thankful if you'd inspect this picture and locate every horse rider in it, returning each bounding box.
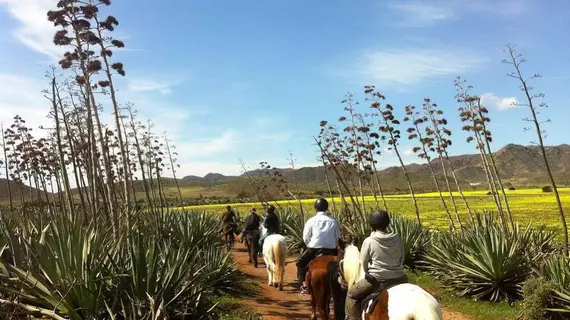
[240,208,261,243]
[221,205,237,236]
[345,210,408,319]
[296,198,340,295]
[258,204,280,256]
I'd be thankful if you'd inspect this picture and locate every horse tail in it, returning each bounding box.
[263,237,276,272]
[272,236,286,284]
[327,260,346,320]
[343,244,361,290]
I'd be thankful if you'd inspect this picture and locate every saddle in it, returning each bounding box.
[314,248,338,258]
[361,277,408,314]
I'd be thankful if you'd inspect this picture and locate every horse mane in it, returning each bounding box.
[342,244,362,291]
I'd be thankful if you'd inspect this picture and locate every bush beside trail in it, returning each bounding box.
[0,209,241,319]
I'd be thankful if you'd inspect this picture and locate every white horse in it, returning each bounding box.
[342,244,443,320]
[261,225,287,290]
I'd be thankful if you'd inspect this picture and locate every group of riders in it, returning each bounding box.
[220,198,407,320]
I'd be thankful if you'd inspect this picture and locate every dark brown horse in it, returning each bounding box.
[244,229,260,267]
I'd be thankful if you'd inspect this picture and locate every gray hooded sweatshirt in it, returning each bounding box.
[361,231,405,281]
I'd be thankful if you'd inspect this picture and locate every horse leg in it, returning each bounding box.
[318,288,330,319]
[310,291,317,320]
[266,264,273,286]
[251,236,258,268]
[278,264,285,291]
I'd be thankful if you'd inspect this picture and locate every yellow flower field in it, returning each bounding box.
[180,188,570,230]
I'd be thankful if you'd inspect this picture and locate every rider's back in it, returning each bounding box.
[303,212,339,249]
[361,231,405,280]
[244,213,261,231]
[264,212,280,233]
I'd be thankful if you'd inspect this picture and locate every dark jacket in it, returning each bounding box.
[244,212,261,231]
[263,212,280,234]
[221,210,236,225]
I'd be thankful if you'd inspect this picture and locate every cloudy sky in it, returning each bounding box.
[0,0,568,177]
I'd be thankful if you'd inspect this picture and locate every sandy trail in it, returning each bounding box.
[232,245,469,320]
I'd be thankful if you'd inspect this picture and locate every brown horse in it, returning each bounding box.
[306,254,346,320]
[221,223,236,251]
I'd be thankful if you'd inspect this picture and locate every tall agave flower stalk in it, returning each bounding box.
[455,78,514,227]
[504,45,569,256]
[423,99,473,223]
[366,86,421,225]
[356,112,388,211]
[404,105,457,230]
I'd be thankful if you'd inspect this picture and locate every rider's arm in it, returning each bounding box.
[360,238,371,275]
[334,221,341,245]
[303,219,312,246]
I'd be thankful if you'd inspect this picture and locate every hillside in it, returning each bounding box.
[171,144,570,198]
[1,144,568,201]
[0,179,44,202]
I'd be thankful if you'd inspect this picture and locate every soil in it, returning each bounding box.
[232,246,470,320]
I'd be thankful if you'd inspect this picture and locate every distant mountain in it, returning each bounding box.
[241,168,295,177]
[0,179,43,201]
[1,144,568,201]
[182,172,236,183]
[400,143,570,185]
[213,144,570,197]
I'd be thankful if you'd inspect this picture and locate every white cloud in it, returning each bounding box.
[0,73,50,132]
[127,78,182,95]
[480,93,518,110]
[385,0,528,27]
[403,147,415,156]
[177,131,238,159]
[358,48,485,86]
[388,2,455,27]
[0,0,62,59]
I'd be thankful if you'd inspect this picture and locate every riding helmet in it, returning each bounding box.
[369,210,390,230]
[314,198,329,212]
[266,205,276,214]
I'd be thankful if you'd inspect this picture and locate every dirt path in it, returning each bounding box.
[232,245,470,320]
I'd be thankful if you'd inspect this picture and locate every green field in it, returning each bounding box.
[181,188,570,230]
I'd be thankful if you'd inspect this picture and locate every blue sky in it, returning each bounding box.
[0,0,568,177]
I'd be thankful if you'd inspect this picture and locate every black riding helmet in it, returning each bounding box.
[314,198,329,212]
[369,210,390,230]
[266,205,276,214]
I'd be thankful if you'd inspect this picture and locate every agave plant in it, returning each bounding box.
[279,208,309,252]
[389,215,431,270]
[425,213,544,302]
[0,208,242,319]
[1,214,118,319]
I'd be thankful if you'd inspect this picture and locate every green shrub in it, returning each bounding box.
[425,213,544,302]
[520,278,554,320]
[537,254,570,316]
